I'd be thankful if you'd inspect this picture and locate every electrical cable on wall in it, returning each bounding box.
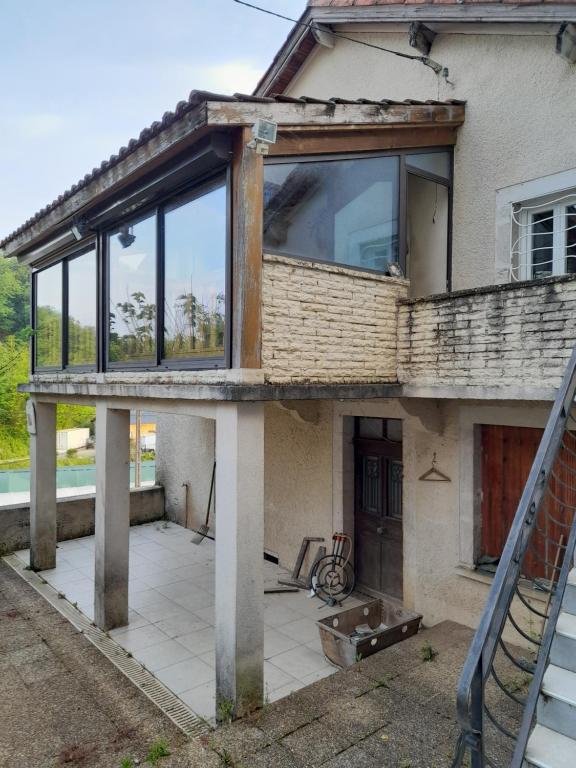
[233,0,447,77]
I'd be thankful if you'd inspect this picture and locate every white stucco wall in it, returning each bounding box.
[285,26,576,291]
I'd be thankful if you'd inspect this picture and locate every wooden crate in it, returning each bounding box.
[317,598,422,667]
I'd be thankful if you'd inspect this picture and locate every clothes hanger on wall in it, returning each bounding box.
[418,452,451,482]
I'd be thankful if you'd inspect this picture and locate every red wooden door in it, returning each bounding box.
[480,425,576,581]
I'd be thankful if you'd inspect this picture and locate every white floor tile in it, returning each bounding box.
[177,626,215,655]
[155,656,214,694]
[111,624,169,652]
[179,681,215,722]
[15,520,350,723]
[154,611,210,639]
[264,603,304,628]
[275,617,319,645]
[134,639,193,672]
[264,661,300,692]
[264,628,301,659]
[267,645,330,681]
[136,600,185,623]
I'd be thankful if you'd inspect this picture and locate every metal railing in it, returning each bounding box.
[453,345,576,767]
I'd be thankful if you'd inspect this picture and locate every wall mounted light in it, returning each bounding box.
[117,224,136,249]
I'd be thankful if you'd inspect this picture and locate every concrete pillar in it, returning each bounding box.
[94,405,130,631]
[214,401,264,719]
[29,400,57,571]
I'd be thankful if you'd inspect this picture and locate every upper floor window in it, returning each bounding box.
[263,149,452,296]
[511,192,576,281]
[163,183,227,361]
[68,248,97,367]
[264,155,400,273]
[106,174,228,370]
[108,213,157,365]
[35,261,62,369]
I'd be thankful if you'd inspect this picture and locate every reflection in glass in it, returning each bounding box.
[108,213,157,363]
[531,210,554,279]
[264,156,399,272]
[405,152,451,181]
[68,249,97,366]
[35,262,62,368]
[164,185,226,360]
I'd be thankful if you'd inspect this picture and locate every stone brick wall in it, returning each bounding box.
[397,276,576,389]
[261,254,408,384]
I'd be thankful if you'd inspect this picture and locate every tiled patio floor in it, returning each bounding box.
[14,521,366,724]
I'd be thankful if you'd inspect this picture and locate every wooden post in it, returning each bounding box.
[231,127,263,370]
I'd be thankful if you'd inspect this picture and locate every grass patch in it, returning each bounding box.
[145,738,170,766]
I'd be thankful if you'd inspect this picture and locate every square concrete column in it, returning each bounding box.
[94,404,130,631]
[29,400,57,571]
[214,401,265,720]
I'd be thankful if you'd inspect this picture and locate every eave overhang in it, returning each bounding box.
[1,93,464,263]
[255,4,576,98]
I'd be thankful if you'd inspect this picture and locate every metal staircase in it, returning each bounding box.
[453,346,576,768]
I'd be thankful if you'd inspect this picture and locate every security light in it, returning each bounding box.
[71,218,89,241]
[247,118,278,155]
[118,225,136,249]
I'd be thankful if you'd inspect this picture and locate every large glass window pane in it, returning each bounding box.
[164,184,226,360]
[108,213,157,363]
[68,249,97,366]
[264,156,399,272]
[35,262,62,368]
[405,151,451,181]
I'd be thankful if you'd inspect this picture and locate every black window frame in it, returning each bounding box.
[103,168,232,373]
[32,241,98,374]
[264,146,453,290]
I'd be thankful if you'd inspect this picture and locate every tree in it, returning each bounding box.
[0,256,29,342]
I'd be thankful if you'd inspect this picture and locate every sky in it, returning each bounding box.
[0,0,307,239]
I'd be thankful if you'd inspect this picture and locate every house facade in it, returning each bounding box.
[3,0,576,722]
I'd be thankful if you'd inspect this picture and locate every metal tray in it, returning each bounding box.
[317,598,422,668]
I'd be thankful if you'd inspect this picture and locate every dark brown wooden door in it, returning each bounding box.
[354,437,403,599]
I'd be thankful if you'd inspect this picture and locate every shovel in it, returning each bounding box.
[192,460,215,544]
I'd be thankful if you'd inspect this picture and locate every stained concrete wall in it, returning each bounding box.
[285,26,576,291]
[155,413,215,530]
[397,275,576,389]
[263,401,333,569]
[0,485,164,555]
[261,253,408,384]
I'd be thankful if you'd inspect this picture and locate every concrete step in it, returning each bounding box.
[550,612,576,673]
[537,664,576,740]
[561,568,576,616]
[524,724,576,768]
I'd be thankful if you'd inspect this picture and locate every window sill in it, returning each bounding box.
[263,252,410,286]
[455,564,548,605]
[29,368,265,386]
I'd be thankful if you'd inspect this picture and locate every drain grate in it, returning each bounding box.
[3,554,211,738]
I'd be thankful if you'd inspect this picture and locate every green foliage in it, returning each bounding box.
[216,697,234,724]
[120,758,135,768]
[145,738,170,765]
[0,257,29,342]
[57,404,95,431]
[420,641,438,662]
[0,338,29,460]
[109,291,156,362]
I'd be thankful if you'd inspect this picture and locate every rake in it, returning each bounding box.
[192,460,215,544]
